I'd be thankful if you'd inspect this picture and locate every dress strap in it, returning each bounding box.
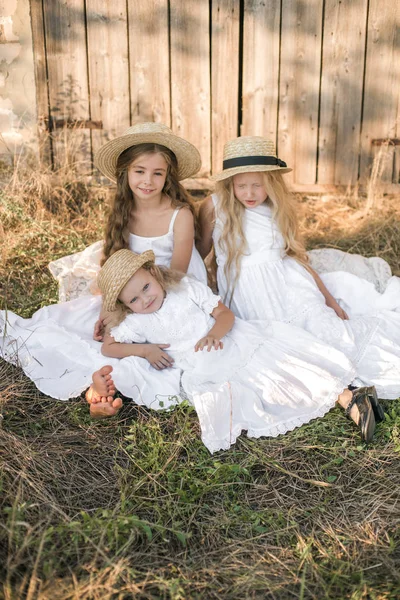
[211,193,221,224]
[168,208,180,233]
[211,193,218,209]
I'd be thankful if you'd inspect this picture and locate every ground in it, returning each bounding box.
[1,157,400,599]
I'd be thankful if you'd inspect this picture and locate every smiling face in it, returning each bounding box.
[127,152,168,202]
[119,267,165,314]
[232,172,268,209]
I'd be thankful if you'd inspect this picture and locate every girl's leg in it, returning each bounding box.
[85,366,123,419]
[337,387,375,442]
[337,388,357,420]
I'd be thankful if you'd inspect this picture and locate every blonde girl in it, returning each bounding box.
[92,248,375,451]
[198,135,400,407]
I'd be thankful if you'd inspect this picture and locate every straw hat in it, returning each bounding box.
[98,249,155,312]
[212,136,291,181]
[94,122,202,182]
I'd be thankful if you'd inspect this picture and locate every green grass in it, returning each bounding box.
[1,168,400,599]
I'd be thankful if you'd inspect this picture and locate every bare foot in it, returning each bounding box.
[85,366,123,419]
[92,365,115,397]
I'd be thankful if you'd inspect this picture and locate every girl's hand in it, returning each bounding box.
[195,336,224,352]
[143,344,174,370]
[326,297,349,320]
[93,318,105,341]
[93,312,115,341]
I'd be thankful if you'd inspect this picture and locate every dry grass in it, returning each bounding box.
[1,148,400,599]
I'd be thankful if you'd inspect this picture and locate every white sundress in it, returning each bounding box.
[0,209,207,404]
[211,194,400,400]
[111,277,356,452]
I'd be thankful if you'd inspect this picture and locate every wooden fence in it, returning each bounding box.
[30,0,399,189]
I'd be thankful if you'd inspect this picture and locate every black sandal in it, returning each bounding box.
[349,385,385,423]
[345,387,376,443]
[365,386,385,423]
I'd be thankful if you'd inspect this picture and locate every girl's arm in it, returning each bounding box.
[195,301,235,351]
[197,196,215,259]
[101,333,174,370]
[170,207,195,273]
[307,266,349,320]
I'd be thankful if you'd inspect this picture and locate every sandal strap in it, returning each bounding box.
[345,393,358,417]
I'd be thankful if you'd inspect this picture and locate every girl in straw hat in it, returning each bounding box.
[91,121,207,339]
[198,135,400,413]
[0,123,207,418]
[92,247,376,451]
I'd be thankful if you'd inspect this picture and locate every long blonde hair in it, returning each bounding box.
[107,263,185,329]
[215,171,308,305]
[102,143,197,266]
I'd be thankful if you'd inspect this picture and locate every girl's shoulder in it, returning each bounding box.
[110,312,146,344]
[180,275,220,312]
[172,204,194,228]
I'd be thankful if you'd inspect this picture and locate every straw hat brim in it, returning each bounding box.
[212,163,292,182]
[98,249,156,312]
[94,132,201,182]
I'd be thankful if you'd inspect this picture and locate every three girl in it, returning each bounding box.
[1,124,396,448]
[198,136,400,402]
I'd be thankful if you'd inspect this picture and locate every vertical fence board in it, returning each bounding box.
[278,0,323,185]
[395,89,400,182]
[360,1,400,184]
[28,0,400,189]
[86,1,130,158]
[43,0,91,171]
[241,0,281,141]
[128,0,170,126]
[318,0,368,186]
[211,0,240,174]
[29,0,52,163]
[170,0,210,176]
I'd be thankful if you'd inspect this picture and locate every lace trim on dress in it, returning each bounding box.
[202,295,221,315]
[200,366,357,453]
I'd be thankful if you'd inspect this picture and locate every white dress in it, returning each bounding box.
[111,277,356,452]
[212,194,400,400]
[0,209,207,405]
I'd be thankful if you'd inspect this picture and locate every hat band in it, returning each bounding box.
[222,155,287,170]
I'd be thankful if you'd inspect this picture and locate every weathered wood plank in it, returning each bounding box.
[360,1,400,184]
[86,1,130,157]
[127,0,170,126]
[42,0,91,172]
[170,0,211,176]
[278,0,323,185]
[211,0,240,174]
[241,0,281,141]
[318,0,368,186]
[29,0,52,164]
